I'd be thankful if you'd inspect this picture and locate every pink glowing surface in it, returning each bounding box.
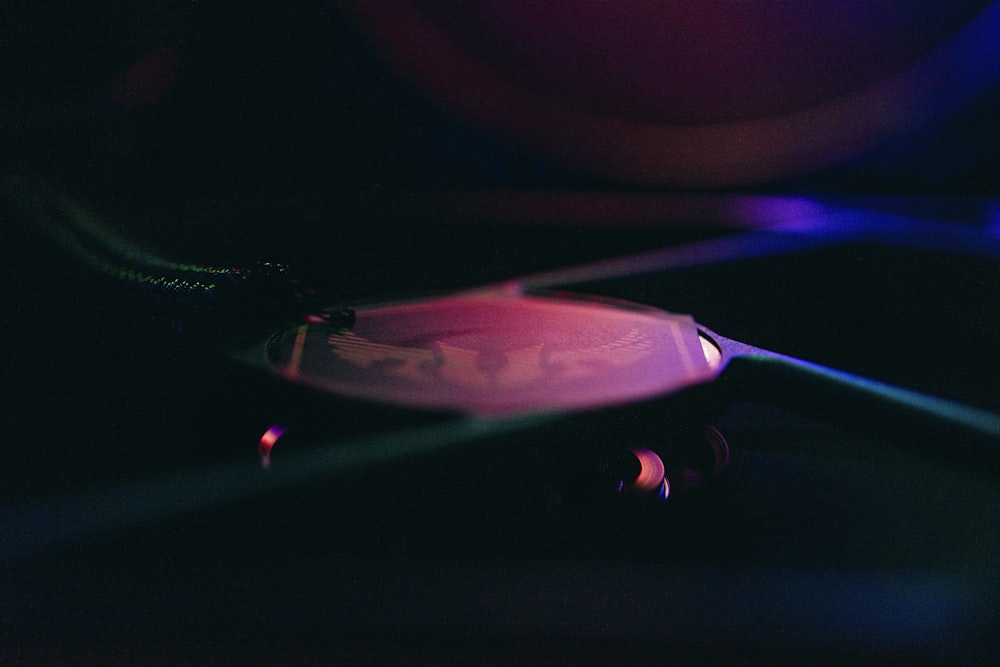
[630,448,667,495]
[274,292,717,415]
[258,425,286,469]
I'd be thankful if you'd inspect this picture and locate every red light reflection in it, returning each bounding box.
[258,425,287,470]
[629,448,670,501]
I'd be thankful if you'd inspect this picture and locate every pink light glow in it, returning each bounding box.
[273,292,718,415]
[343,1,1000,185]
[258,425,287,470]
[630,448,668,497]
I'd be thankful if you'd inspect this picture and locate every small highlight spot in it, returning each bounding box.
[258,425,287,470]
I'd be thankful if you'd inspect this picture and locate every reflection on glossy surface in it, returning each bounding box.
[273,291,717,415]
[258,425,287,470]
[630,448,669,499]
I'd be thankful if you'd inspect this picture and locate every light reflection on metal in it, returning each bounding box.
[699,333,723,371]
[258,425,287,470]
[517,197,1000,293]
[277,292,716,415]
[630,448,666,494]
[613,428,728,502]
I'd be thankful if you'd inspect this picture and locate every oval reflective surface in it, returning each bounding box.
[269,291,719,415]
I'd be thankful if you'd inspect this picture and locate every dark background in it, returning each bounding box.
[4,2,1000,196]
[3,3,1000,663]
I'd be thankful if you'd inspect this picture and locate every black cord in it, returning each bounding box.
[2,170,328,343]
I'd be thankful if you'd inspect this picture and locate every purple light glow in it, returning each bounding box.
[274,292,717,415]
[343,2,1000,185]
[988,203,1000,240]
[258,425,287,469]
[629,448,668,497]
[407,2,986,124]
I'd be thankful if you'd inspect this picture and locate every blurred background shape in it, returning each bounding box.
[3,1,1000,195]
